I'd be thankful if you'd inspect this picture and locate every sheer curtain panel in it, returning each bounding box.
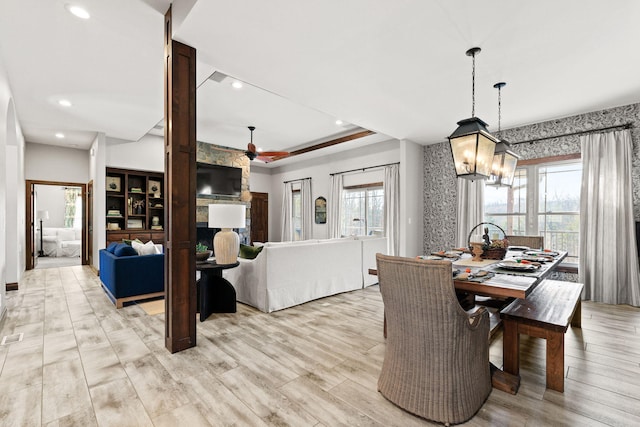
[579,130,640,306]
[281,182,293,241]
[456,178,484,248]
[328,174,343,238]
[384,164,399,255]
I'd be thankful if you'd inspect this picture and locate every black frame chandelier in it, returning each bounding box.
[486,82,520,187]
[448,47,499,180]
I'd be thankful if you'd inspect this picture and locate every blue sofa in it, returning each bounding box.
[99,246,164,308]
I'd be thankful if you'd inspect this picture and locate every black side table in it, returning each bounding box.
[195,260,239,322]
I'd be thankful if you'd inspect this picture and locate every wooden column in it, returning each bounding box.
[164,7,197,353]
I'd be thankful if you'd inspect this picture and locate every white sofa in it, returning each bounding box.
[41,227,82,257]
[224,236,387,312]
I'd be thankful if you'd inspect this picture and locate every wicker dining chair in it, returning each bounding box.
[376,253,492,425]
[505,235,544,249]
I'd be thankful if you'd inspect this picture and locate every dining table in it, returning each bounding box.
[451,249,568,300]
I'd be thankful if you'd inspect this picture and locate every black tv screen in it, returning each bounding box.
[196,163,242,197]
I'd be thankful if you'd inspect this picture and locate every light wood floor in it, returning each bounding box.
[1,266,639,426]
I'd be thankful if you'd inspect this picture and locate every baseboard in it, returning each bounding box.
[6,282,18,291]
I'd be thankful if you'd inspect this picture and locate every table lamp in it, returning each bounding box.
[208,204,246,264]
[37,210,49,257]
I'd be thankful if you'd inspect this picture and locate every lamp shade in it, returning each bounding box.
[487,140,520,187]
[449,117,498,180]
[208,204,246,229]
[37,210,49,220]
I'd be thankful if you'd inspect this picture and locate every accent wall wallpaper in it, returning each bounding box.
[423,102,640,256]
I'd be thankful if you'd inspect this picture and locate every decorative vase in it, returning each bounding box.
[152,216,160,226]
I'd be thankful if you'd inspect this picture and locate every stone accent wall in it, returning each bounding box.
[196,141,251,244]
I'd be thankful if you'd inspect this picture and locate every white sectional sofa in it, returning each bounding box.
[41,227,82,257]
[223,236,387,312]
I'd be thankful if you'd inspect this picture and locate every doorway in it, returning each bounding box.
[250,192,268,244]
[25,180,88,270]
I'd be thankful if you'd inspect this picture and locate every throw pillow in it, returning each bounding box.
[106,242,119,254]
[114,242,137,257]
[239,243,263,260]
[132,240,157,256]
[122,238,143,246]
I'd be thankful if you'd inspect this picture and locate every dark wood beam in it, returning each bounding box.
[164,6,197,353]
[271,129,375,161]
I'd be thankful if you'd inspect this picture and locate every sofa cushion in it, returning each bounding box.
[106,242,119,254]
[58,229,75,241]
[114,242,137,257]
[239,243,263,260]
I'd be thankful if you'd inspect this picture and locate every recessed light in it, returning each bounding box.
[257,147,263,153]
[335,120,344,126]
[58,99,72,107]
[65,4,90,19]
[55,133,65,139]
[231,80,243,89]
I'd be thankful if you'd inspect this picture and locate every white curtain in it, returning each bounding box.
[384,164,400,256]
[456,178,485,248]
[328,174,343,238]
[301,178,313,240]
[281,182,293,241]
[579,130,640,306]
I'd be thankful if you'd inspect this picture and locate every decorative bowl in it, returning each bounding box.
[196,250,212,262]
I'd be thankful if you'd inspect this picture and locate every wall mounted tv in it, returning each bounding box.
[196,163,242,197]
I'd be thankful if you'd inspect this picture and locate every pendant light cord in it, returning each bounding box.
[471,52,476,117]
[497,84,501,132]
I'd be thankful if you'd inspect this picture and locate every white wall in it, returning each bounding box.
[25,143,89,182]
[106,134,164,172]
[260,138,424,257]
[399,139,424,257]
[249,166,272,194]
[0,58,25,320]
[35,185,67,228]
[268,139,402,242]
[90,133,106,269]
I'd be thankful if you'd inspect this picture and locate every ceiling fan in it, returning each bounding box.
[245,126,290,163]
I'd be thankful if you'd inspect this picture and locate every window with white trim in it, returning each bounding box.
[484,159,581,263]
[341,184,384,237]
[292,188,302,241]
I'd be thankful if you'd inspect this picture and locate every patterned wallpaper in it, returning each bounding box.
[423,102,640,256]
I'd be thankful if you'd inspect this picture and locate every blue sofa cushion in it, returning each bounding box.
[114,242,137,257]
[106,242,119,254]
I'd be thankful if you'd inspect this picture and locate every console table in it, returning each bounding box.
[195,261,239,321]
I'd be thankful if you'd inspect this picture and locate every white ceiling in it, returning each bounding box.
[1,0,640,165]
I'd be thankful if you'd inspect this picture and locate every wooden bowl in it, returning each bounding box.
[195,250,212,262]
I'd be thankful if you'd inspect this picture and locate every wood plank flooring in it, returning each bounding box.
[1,265,639,426]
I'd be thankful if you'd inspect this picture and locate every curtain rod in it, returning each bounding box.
[513,123,633,145]
[330,162,400,176]
[283,176,312,184]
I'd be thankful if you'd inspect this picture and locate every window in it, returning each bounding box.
[64,187,82,228]
[341,184,384,237]
[292,189,302,241]
[485,159,581,263]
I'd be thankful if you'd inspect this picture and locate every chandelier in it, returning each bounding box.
[448,47,498,180]
[486,82,520,187]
